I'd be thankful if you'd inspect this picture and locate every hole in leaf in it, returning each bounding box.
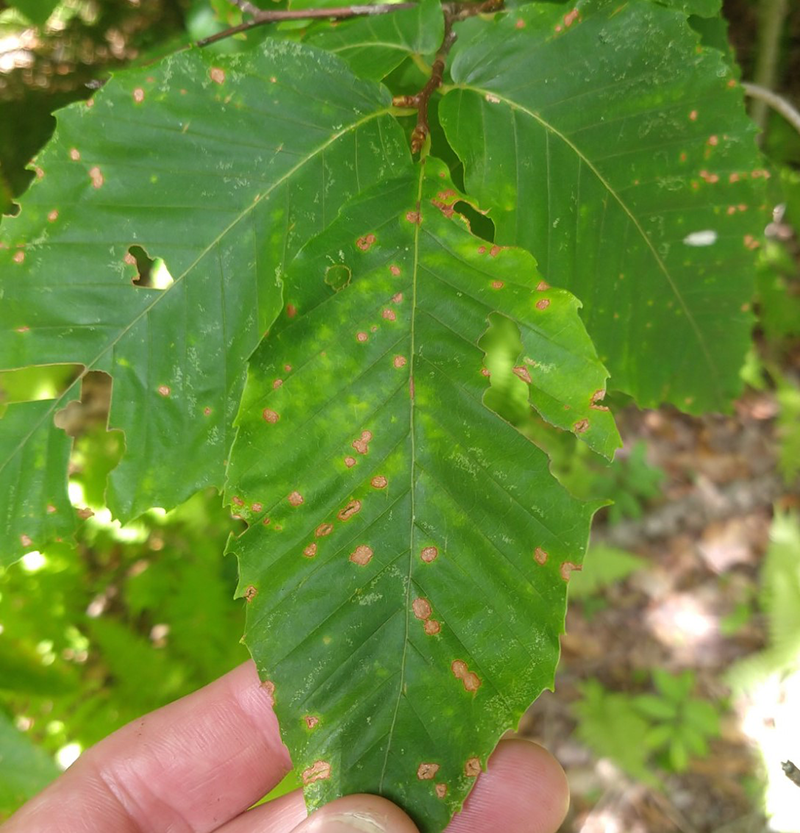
[128,246,173,290]
[54,370,111,438]
[479,313,530,426]
[454,201,495,243]
[324,263,352,292]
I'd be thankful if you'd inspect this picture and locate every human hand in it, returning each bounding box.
[0,662,568,833]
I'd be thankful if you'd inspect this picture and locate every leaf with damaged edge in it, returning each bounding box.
[225,156,615,833]
[440,0,768,413]
[0,40,408,566]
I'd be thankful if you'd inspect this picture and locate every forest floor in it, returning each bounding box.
[519,342,800,833]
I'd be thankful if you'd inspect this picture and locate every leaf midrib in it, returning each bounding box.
[378,160,426,791]
[450,84,723,405]
[0,107,393,484]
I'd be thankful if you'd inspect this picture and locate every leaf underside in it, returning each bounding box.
[440,0,768,412]
[0,41,408,566]
[226,157,609,832]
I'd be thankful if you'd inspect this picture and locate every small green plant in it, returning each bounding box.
[632,669,721,774]
[574,670,721,784]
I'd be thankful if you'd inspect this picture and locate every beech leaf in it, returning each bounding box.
[226,157,614,832]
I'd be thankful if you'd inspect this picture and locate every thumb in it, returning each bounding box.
[291,794,420,833]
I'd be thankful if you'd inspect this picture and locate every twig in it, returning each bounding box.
[198,3,417,47]
[782,760,800,788]
[749,0,789,135]
[742,82,800,140]
[227,0,262,17]
[392,0,503,153]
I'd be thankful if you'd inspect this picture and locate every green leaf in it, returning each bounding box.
[0,711,59,818]
[307,0,443,81]
[682,699,720,736]
[652,668,694,701]
[439,0,767,413]
[633,693,678,721]
[643,722,674,751]
[567,543,645,599]
[226,157,614,832]
[3,0,59,26]
[0,41,409,565]
[668,737,689,772]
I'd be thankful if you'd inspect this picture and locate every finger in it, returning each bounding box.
[216,738,565,833]
[447,739,568,833]
[2,661,290,833]
[218,793,419,833]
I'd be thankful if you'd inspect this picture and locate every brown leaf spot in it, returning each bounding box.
[244,585,258,602]
[262,517,271,525]
[382,308,397,321]
[345,456,357,468]
[262,409,280,423]
[534,547,548,565]
[481,368,490,377]
[392,293,403,303]
[489,245,502,257]
[406,211,421,224]
[46,504,56,514]
[273,379,283,390]
[393,355,407,369]
[304,715,319,729]
[12,251,24,264]
[707,135,718,146]
[232,496,244,506]
[302,761,331,785]
[452,659,482,692]
[491,280,504,289]
[536,299,550,310]
[349,545,373,566]
[371,475,388,489]
[251,502,263,512]
[477,246,486,254]
[435,783,448,798]
[370,325,378,333]
[465,757,481,777]
[210,67,226,84]
[288,491,304,507]
[513,366,532,384]
[157,385,170,397]
[69,148,80,161]
[261,680,275,699]
[303,543,318,558]
[417,763,440,780]
[89,166,104,189]
[485,93,500,104]
[77,508,94,520]
[573,418,590,434]
[564,7,579,25]
[560,561,582,582]
[20,534,32,547]
[315,523,334,537]
[124,252,137,266]
[356,233,377,251]
[48,210,58,222]
[514,17,525,27]
[390,265,401,276]
[337,499,362,521]
[689,109,698,121]
[356,331,368,343]
[431,198,455,218]
[133,87,145,103]
[420,546,438,563]
[412,598,432,620]
[590,390,609,411]
[286,303,297,318]
[536,280,550,291]
[352,430,372,454]
[284,364,292,373]
[425,619,441,635]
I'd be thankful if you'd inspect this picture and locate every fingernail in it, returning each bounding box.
[311,809,387,832]
[294,795,419,833]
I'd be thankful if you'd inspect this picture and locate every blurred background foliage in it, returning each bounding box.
[0,0,799,828]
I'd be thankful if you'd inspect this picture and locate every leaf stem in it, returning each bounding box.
[197,3,418,47]
[742,82,800,139]
[394,0,504,153]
